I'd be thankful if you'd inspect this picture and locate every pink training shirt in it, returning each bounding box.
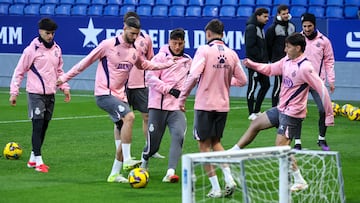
[127,32,154,89]
[10,37,70,96]
[245,54,334,126]
[59,35,175,102]
[178,39,247,112]
[146,44,192,111]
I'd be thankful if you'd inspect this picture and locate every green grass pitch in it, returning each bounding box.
[0,88,359,203]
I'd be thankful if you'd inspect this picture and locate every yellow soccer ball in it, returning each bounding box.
[332,102,340,116]
[3,142,23,160]
[341,104,354,117]
[348,108,360,121]
[128,168,149,188]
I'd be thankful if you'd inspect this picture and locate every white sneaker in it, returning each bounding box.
[248,113,258,121]
[224,181,237,197]
[151,152,165,159]
[162,174,179,183]
[207,189,223,198]
[123,159,142,171]
[291,182,309,192]
[107,173,129,183]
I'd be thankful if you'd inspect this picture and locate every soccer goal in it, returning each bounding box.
[181,146,345,203]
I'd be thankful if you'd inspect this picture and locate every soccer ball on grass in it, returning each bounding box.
[3,142,23,160]
[128,168,149,188]
[348,108,360,121]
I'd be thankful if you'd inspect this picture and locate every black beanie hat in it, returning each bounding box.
[38,18,58,31]
[301,13,316,27]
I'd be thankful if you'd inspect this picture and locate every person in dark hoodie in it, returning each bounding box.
[266,4,296,107]
[245,7,270,121]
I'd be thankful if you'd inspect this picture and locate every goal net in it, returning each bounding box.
[181,146,345,203]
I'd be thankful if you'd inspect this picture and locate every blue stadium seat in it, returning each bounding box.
[309,0,325,6]
[273,0,289,5]
[256,0,272,6]
[39,4,55,15]
[13,0,27,4]
[290,6,307,17]
[205,0,221,6]
[71,5,87,15]
[107,0,121,4]
[103,4,119,15]
[344,6,359,18]
[271,6,277,16]
[185,5,201,16]
[169,5,184,16]
[222,0,237,6]
[345,0,360,5]
[119,5,135,15]
[0,3,9,14]
[59,0,74,4]
[327,0,343,7]
[9,3,24,14]
[24,4,40,14]
[87,4,103,15]
[326,6,343,18]
[171,0,186,6]
[123,0,137,5]
[155,0,170,6]
[239,0,254,6]
[55,4,71,15]
[255,6,271,13]
[219,5,235,17]
[139,0,154,5]
[236,6,253,17]
[202,5,218,17]
[0,0,12,4]
[308,6,325,18]
[75,0,90,5]
[152,5,168,16]
[188,0,203,6]
[91,0,106,4]
[136,5,152,16]
[29,0,43,4]
[291,0,307,6]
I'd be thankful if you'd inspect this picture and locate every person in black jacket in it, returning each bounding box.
[245,7,270,120]
[266,4,296,107]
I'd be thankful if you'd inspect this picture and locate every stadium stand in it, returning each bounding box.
[273,0,289,5]
[256,0,272,7]
[236,5,253,17]
[0,3,9,14]
[123,0,137,5]
[221,0,237,6]
[290,6,307,17]
[205,0,220,6]
[239,0,255,6]
[55,4,71,15]
[152,5,168,16]
[326,6,343,18]
[202,5,218,16]
[88,4,103,15]
[0,0,12,4]
[103,4,119,15]
[29,0,44,4]
[291,0,307,6]
[155,0,170,6]
[344,6,359,18]
[13,0,27,4]
[59,0,74,5]
[169,5,185,16]
[24,4,40,14]
[188,0,203,6]
[75,0,90,5]
[185,5,201,16]
[345,0,360,5]
[138,0,154,5]
[9,3,24,14]
[39,4,55,15]
[171,0,186,6]
[219,5,235,17]
[327,0,344,7]
[71,5,87,15]
[308,6,325,18]
[107,0,121,4]
[119,4,135,14]
[136,5,152,15]
[309,0,325,6]
[91,0,106,5]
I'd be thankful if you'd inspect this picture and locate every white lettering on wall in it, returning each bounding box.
[0,27,22,45]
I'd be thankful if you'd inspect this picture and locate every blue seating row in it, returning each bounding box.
[0,3,358,18]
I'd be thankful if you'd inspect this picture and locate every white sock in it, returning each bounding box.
[29,151,35,162]
[318,135,325,140]
[222,166,234,184]
[35,155,44,166]
[110,158,122,176]
[295,139,301,145]
[166,168,175,176]
[115,140,121,150]
[293,169,306,183]
[122,143,131,161]
[209,175,221,191]
[230,144,241,151]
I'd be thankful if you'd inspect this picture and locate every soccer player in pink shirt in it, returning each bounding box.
[296,13,335,151]
[9,18,71,173]
[178,19,248,198]
[230,32,334,192]
[140,28,192,183]
[57,17,175,182]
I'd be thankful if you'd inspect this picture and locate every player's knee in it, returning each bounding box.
[123,112,135,123]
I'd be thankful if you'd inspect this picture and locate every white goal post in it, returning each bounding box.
[181,146,345,203]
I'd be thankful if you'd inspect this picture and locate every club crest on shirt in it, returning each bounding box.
[283,76,294,88]
[213,55,230,69]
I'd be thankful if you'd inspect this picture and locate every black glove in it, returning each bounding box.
[169,88,180,98]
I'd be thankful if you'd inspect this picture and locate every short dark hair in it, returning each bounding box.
[123,11,140,22]
[285,32,306,53]
[124,16,141,29]
[38,18,58,31]
[254,7,269,16]
[170,28,185,40]
[205,19,224,35]
[277,4,289,14]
